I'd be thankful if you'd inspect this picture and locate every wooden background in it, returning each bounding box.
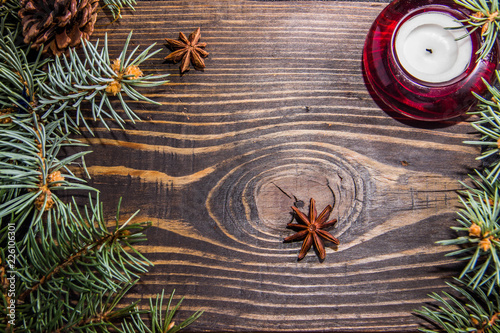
[81,0,481,331]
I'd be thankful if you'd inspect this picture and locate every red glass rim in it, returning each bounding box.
[363,0,499,121]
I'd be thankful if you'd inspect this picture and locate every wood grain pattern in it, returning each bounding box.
[80,1,481,331]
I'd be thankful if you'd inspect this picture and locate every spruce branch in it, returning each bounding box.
[101,0,136,20]
[464,75,500,183]
[6,195,152,332]
[0,4,201,333]
[0,19,48,115]
[50,281,141,332]
[37,31,169,134]
[120,289,204,333]
[0,117,93,225]
[455,0,500,60]
[0,0,20,26]
[417,277,500,333]
[438,181,500,294]
[17,195,151,301]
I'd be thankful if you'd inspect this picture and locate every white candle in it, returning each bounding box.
[394,12,473,83]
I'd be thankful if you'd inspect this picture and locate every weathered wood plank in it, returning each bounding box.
[80,1,480,331]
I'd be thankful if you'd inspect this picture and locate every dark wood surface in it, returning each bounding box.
[81,1,481,331]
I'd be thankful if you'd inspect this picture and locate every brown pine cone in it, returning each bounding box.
[18,0,99,56]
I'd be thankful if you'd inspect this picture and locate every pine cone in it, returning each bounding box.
[18,0,99,56]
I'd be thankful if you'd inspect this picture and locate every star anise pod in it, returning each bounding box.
[284,198,339,261]
[164,27,209,73]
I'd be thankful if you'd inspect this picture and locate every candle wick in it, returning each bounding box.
[426,48,433,54]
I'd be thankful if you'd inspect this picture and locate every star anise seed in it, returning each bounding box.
[164,27,209,73]
[284,198,339,260]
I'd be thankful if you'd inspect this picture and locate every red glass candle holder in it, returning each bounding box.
[363,0,499,121]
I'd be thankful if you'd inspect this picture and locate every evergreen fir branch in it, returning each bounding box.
[0,0,20,26]
[0,0,19,13]
[37,31,169,134]
[438,185,500,294]
[7,195,152,331]
[12,279,141,332]
[0,20,48,115]
[416,278,500,333]
[455,0,500,60]
[17,195,151,300]
[50,281,141,332]
[120,289,203,333]
[0,4,200,332]
[464,77,500,183]
[101,0,136,20]
[0,117,93,225]
[460,171,498,200]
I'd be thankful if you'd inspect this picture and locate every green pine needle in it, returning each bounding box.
[416,278,500,332]
[102,0,137,20]
[464,76,500,183]
[120,289,204,333]
[0,11,200,333]
[438,179,500,294]
[0,117,93,225]
[37,31,169,134]
[1,194,153,332]
[455,0,500,60]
